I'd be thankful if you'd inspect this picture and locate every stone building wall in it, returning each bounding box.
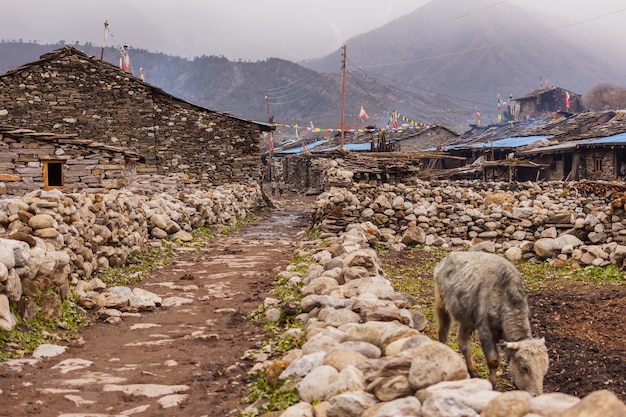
[0,46,265,186]
[580,150,616,181]
[0,131,138,196]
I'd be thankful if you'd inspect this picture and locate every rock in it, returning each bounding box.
[408,342,468,391]
[362,396,421,417]
[367,374,413,401]
[0,294,17,331]
[280,401,314,417]
[331,365,366,394]
[28,214,57,229]
[330,341,382,359]
[32,343,67,358]
[560,390,626,417]
[504,246,523,261]
[481,390,532,417]
[327,391,378,417]
[421,395,479,417]
[280,351,327,380]
[401,226,426,246]
[296,365,339,402]
[319,308,361,327]
[0,238,24,268]
[529,392,581,417]
[323,350,368,371]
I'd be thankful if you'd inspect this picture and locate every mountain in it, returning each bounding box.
[0,41,467,131]
[302,0,623,123]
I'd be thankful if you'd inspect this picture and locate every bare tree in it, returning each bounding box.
[584,83,626,110]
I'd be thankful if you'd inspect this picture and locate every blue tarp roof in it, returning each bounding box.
[469,135,552,149]
[446,135,552,151]
[275,140,328,154]
[318,143,372,152]
[578,132,626,145]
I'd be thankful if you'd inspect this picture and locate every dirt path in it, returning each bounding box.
[0,195,313,417]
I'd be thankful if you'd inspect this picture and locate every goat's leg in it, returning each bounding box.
[477,330,500,388]
[435,290,452,343]
[458,324,478,378]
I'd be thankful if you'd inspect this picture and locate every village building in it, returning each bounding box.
[0,46,272,194]
[512,86,583,121]
[0,124,143,196]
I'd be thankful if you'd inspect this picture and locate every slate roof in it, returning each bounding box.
[0,124,145,161]
[1,45,274,132]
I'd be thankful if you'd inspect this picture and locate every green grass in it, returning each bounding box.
[0,297,89,360]
[94,242,176,286]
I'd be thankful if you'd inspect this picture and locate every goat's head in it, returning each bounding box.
[502,338,549,396]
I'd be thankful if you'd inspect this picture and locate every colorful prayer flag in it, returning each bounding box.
[358,106,369,121]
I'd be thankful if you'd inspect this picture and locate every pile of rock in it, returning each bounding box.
[0,183,265,330]
[310,180,626,269]
[250,221,626,417]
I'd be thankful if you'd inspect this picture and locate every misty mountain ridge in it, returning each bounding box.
[0,1,623,131]
[305,0,623,111]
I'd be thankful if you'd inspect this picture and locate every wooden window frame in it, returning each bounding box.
[43,161,65,189]
[593,158,603,173]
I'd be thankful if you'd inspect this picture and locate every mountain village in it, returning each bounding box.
[1,41,626,417]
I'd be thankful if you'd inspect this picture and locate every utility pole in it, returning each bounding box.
[340,45,347,151]
[265,89,274,180]
[100,21,109,61]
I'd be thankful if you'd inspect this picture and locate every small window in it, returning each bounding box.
[593,158,603,173]
[44,162,64,188]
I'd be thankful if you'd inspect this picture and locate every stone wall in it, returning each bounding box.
[308,164,626,268]
[580,150,615,181]
[0,47,264,186]
[0,131,138,196]
[247,218,626,417]
[0,183,265,330]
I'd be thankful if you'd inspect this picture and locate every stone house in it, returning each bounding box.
[512,87,583,121]
[0,46,273,188]
[0,124,143,196]
[516,111,626,181]
[393,125,459,151]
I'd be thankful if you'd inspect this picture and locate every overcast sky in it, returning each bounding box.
[0,0,624,62]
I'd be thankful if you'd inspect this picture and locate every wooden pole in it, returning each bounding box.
[100,21,108,61]
[340,45,347,151]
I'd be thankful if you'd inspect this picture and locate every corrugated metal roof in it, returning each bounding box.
[578,132,626,146]
[448,135,551,150]
[275,140,328,155]
[517,141,577,155]
[318,143,372,152]
[470,135,552,149]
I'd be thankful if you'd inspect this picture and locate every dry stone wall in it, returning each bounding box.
[0,184,265,330]
[246,219,626,417]
[309,171,626,268]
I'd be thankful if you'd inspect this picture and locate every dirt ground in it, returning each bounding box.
[0,193,624,417]
[0,193,314,417]
[380,249,626,402]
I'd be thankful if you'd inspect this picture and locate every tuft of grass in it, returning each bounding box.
[0,297,89,360]
[243,371,299,416]
[95,244,175,286]
[305,227,321,239]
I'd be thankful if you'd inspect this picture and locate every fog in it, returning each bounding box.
[0,0,623,64]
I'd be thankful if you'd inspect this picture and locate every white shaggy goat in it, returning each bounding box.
[433,251,549,395]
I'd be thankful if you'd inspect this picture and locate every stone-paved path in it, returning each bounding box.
[0,195,313,417]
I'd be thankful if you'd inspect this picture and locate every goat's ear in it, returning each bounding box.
[501,341,520,350]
